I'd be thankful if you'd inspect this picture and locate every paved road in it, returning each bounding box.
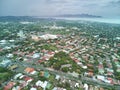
[14,60,117,89]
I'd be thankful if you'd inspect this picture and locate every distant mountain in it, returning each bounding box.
[0,15,102,22]
[0,16,55,22]
[55,14,102,18]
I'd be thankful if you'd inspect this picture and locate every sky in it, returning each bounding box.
[0,0,120,18]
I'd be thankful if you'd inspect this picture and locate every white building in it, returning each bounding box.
[39,34,58,40]
[83,83,88,90]
[17,30,26,38]
[0,59,11,67]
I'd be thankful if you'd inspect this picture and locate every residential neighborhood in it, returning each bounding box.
[0,18,120,90]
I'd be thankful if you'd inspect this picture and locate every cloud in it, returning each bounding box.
[107,0,120,7]
[0,0,120,18]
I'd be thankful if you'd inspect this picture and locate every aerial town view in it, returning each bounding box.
[0,0,120,90]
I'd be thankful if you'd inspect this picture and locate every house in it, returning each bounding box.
[61,64,71,68]
[4,82,16,90]
[83,83,88,90]
[7,53,13,58]
[107,77,113,84]
[42,56,50,61]
[107,72,113,76]
[52,87,66,90]
[9,39,15,42]
[106,68,114,73]
[44,71,50,78]
[97,75,105,81]
[38,60,44,63]
[87,64,93,68]
[30,87,37,90]
[36,80,48,89]
[17,30,26,39]
[4,46,11,50]
[0,48,3,51]
[14,73,23,79]
[98,68,104,74]
[84,72,94,77]
[82,65,88,69]
[24,67,35,74]
[75,83,79,88]
[55,75,60,80]
[0,59,11,67]
[19,81,28,88]
[10,64,18,70]
[31,35,40,41]
[48,51,55,56]
[40,71,50,78]
[94,86,99,90]
[99,87,104,90]
[19,75,25,79]
[0,40,7,44]
[36,80,43,87]
[12,86,21,90]
[46,83,52,90]
[32,53,40,59]
[39,34,58,40]
[24,76,33,83]
[103,79,111,83]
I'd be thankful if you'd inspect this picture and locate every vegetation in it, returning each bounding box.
[0,67,14,84]
[0,17,120,90]
[40,44,57,51]
[47,51,82,74]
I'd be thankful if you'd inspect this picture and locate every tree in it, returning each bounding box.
[61,67,69,72]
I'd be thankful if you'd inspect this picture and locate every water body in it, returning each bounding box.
[54,17,120,24]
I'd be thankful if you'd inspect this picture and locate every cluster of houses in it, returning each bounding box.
[61,33,120,85]
[0,23,120,90]
[3,66,85,90]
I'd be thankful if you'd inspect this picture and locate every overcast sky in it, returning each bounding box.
[0,0,120,18]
